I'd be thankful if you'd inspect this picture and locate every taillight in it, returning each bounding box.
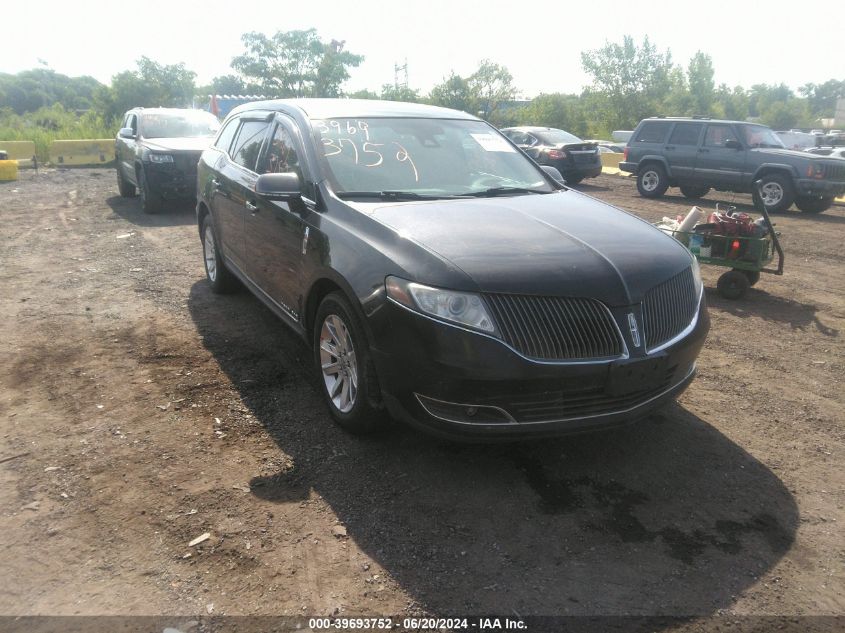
[624,147,629,160]
[547,149,567,160]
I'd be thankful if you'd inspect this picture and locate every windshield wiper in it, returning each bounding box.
[463,186,551,197]
[337,190,454,201]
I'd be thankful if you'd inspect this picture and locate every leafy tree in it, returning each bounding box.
[468,60,518,122]
[200,74,265,97]
[687,52,715,116]
[231,29,363,97]
[429,73,473,112]
[581,35,674,130]
[428,61,518,122]
[347,88,379,100]
[96,57,196,122]
[0,69,103,114]
[515,93,587,136]
[379,84,422,103]
[799,79,845,119]
[714,84,749,121]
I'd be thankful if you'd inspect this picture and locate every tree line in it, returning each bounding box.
[1,31,842,141]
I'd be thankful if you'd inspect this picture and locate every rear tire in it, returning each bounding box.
[717,270,750,300]
[755,174,794,213]
[637,164,669,198]
[313,292,385,434]
[200,216,237,294]
[795,196,833,214]
[116,165,136,197]
[566,176,584,185]
[679,185,710,199]
[138,167,163,214]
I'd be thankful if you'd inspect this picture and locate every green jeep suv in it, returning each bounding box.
[620,117,845,213]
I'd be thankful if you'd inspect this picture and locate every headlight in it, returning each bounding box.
[149,154,174,163]
[385,276,497,334]
[690,255,703,298]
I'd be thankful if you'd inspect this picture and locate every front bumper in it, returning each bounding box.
[794,178,845,198]
[144,162,199,199]
[370,296,709,440]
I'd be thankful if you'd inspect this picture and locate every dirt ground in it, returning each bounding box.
[1,168,843,628]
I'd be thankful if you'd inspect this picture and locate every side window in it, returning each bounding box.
[635,121,671,143]
[214,118,239,154]
[668,122,703,146]
[524,134,539,147]
[704,124,738,148]
[507,131,531,145]
[231,121,270,171]
[259,123,303,181]
[127,114,138,134]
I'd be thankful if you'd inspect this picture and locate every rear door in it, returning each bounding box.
[244,116,311,320]
[693,123,746,187]
[664,122,703,182]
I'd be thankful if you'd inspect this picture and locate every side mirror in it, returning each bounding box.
[541,165,565,183]
[255,172,301,201]
[118,127,136,139]
[724,139,742,150]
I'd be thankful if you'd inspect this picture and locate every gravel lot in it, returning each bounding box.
[1,168,843,628]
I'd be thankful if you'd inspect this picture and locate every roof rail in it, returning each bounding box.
[691,115,711,120]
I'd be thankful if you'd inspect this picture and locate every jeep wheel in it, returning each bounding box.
[795,196,833,214]
[679,185,710,199]
[637,164,669,198]
[138,167,163,214]
[755,174,795,213]
[116,165,136,197]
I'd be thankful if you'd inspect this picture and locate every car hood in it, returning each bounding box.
[358,190,692,306]
[141,137,213,152]
[752,147,823,160]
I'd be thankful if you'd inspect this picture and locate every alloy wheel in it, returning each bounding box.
[761,182,784,206]
[203,226,217,282]
[641,170,660,192]
[319,314,358,413]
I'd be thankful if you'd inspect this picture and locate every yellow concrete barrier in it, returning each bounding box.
[600,152,623,169]
[0,159,19,181]
[49,139,114,166]
[0,140,36,166]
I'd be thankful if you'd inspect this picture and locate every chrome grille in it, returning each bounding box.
[642,267,698,350]
[484,294,623,361]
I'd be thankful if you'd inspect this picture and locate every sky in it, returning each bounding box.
[3,0,842,97]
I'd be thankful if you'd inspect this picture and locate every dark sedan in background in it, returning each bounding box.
[501,126,603,184]
[115,107,220,213]
[196,99,708,440]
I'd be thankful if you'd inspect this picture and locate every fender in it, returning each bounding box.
[637,155,673,178]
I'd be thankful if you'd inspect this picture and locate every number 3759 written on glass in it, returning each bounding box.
[315,121,419,182]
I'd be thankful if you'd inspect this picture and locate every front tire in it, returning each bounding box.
[200,217,237,294]
[138,167,164,214]
[680,185,710,199]
[755,174,795,213]
[116,165,136,197]
[795,196,833,214]
[637,164,669,198]
[313,292,385,434]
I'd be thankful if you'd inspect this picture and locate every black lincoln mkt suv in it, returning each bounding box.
[195,99,709,440]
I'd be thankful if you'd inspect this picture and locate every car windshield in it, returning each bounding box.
[140,112,220,139]
[311,118,554,197]
[536,129,582,144]
[742,125,785,149]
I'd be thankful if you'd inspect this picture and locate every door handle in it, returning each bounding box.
[665,145,676,150]
[245,201,259,213]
